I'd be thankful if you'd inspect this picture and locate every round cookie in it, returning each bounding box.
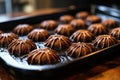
[66,42,95,58]
[0,33,18,47]
[59,15,74,24]
[70,30,94,43]
[13,24,33,36]
[93,35,118,49]
[8,39,37,56]
[27,47,60,65]
[45,34,71,51]
[88,23,108,36]
[39,20,57,30]
[55,24,74,37]
[28,29,50,42]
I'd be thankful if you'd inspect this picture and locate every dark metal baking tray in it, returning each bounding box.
[95,5,120,18]
[0,7,120,80]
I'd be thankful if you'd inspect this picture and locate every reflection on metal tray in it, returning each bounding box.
[96,5,120,18]
[0,8,120,80]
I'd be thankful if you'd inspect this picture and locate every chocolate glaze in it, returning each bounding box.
[102,19,119,29]
[93,35,118,49]
[59,15,74,24]
[0,33,18,47]
[55,24,74,37]
[109,27,120,40]
[76,11,89,20]
[70,30,95,43]
[13,24,33,36]
[28,29,50,42]
[45,34,71,51]
[66,42,95,58]
[88,23,108,36]
[70,19,87,30]
[39,20,57,30]
[27,47,60,65]
[86,15,101,24]
[8,39,37,56]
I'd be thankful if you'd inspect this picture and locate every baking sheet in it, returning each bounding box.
[0,7,120,80]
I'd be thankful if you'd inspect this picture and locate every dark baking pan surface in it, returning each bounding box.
[0,7,120,80]
[0,43,120,80]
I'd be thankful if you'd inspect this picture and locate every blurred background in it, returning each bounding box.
[0,0,120,15]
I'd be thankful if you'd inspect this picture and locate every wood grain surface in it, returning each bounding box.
[64,57,120,80]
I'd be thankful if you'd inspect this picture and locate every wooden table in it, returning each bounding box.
[0,8,120,80]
